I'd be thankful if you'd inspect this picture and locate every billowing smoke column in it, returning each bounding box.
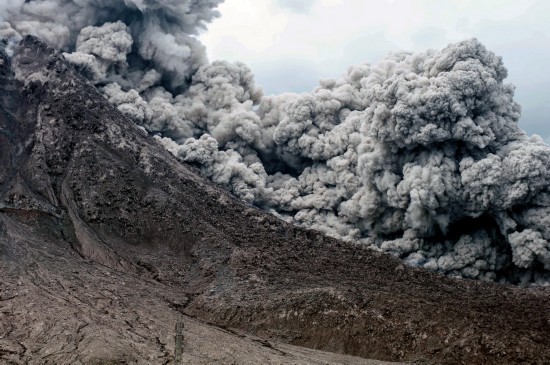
[3,1,550,285]
[0,0,223,85]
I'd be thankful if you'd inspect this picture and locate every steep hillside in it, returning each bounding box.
[0,36,549,364]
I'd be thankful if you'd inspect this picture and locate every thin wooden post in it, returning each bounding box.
[174,316,184,364]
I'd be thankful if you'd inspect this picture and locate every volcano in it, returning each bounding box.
[0,36,549,364]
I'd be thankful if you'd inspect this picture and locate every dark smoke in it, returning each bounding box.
[2,1,550,285]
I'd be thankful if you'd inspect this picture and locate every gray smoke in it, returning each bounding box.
[3,2,550,285]
[1,0,223,88]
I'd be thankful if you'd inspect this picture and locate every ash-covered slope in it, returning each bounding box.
[1,36,549,364]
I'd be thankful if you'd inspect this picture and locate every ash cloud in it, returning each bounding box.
[3,2,550,285]
[1,0,223,89]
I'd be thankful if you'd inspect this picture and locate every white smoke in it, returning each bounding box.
[3,2,550,285]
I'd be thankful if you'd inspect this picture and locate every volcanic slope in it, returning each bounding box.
[1,36,549,364]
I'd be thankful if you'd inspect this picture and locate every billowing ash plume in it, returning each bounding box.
[1,0,223,86]
[3,2,550,285]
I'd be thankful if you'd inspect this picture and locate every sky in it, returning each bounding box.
[199,0,550,142]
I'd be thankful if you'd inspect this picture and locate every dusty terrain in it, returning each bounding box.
[0,37,549,364]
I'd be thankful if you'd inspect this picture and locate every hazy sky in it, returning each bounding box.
[200,0,550,141]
